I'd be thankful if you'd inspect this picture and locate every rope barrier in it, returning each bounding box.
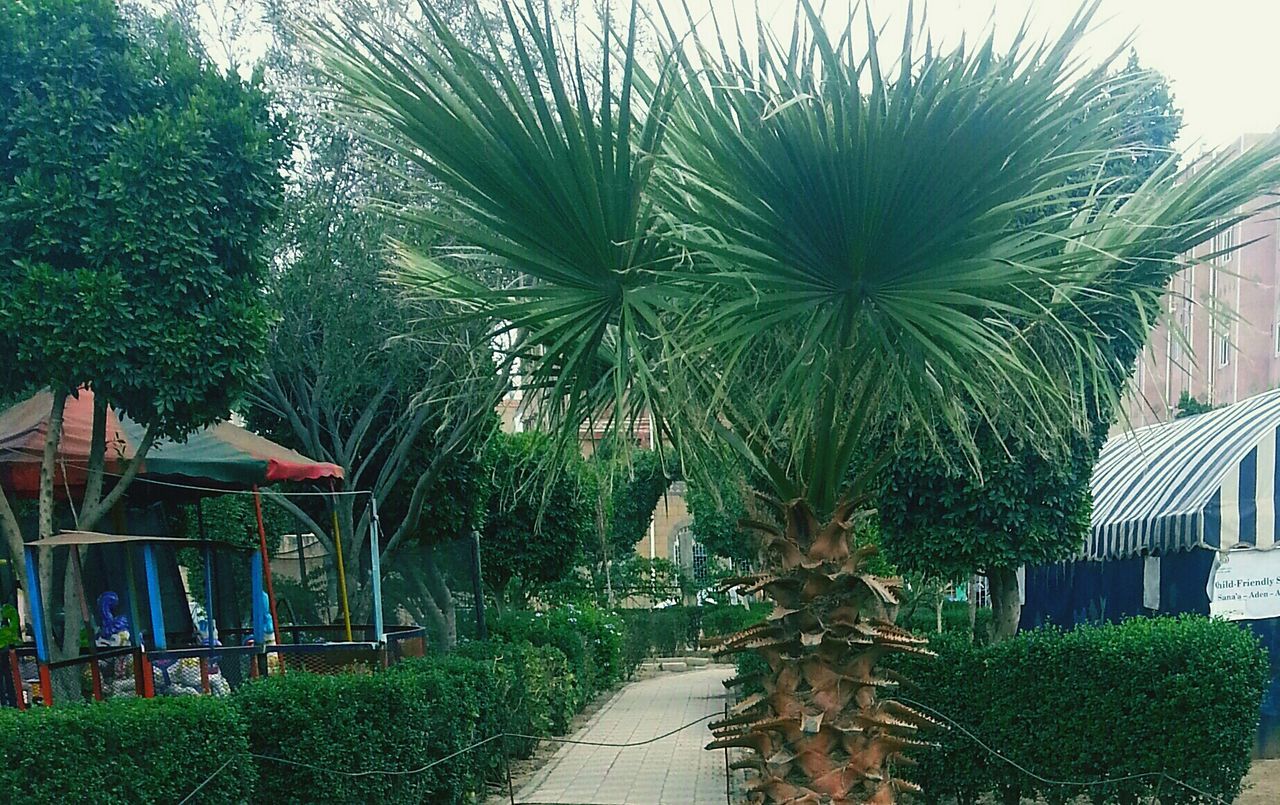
[174,696,1241,805]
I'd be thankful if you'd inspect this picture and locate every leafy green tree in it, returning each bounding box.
[1175,391,1219,418]
[313,1,1280,799]
[878,55,1184,642]
[235,0,503,646]
[480,432,595,610]
[0,0,287,650]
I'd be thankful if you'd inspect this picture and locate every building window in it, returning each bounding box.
[1218,333,1231,367]
[1212,222,1236,262]
[1209,266,1218,298]
[1274,323,1280,356]
[692,541,708,584]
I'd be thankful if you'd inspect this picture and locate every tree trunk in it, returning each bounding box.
[988,566,1021,644]
[708,498,936,803]
[37,390,68,645]
[422,551,456,649]
[967,574,978,644]
[0,489,30,627]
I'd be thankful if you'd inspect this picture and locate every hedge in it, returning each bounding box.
[455,639,578,748]
[237,655,507,804]
[893,615,1268,805]
[620,603,773,660]
[0,696,254,804]
[490,603,630,703]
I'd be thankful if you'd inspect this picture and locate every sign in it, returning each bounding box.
[1208,550,1280,621]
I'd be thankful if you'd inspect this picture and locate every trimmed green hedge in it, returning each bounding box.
[0,609,639,805]
[455,639,578,749]
[894,616,1267,805]
[237,655,508,804]
[490,603,630,703]
[0,696,254,804]
[620,603,773,660]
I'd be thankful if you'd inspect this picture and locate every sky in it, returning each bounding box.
[185,0,1280,153]
[684,0,1280,152]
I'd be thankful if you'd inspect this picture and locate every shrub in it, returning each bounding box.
[0,696,254,804]
[899,599,993,644]
[491,605,610,704]
[700,603,772,641]
[893,616,1267,805]
[455,639,578,752]
[236,655,507,804]
[617,606,694,657]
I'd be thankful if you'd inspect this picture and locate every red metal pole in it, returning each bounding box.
[37,664,52,706]
[252,487,285,662]
[9,649,26,711]
[199,657,210,695]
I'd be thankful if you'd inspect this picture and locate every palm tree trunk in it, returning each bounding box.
[708,498,937,803]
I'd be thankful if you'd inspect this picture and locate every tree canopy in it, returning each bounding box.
[480,431,596,607]
[876,54,1185,638]
[0,0,287,435]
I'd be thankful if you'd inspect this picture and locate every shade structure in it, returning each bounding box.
[1089,388,1280,560]
[0,388,343,498]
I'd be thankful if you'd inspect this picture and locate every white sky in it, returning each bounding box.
[684,0,1280,152]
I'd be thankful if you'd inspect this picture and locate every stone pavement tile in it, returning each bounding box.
[516,666,733,804]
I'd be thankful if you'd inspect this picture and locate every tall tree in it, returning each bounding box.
[241,0,502,646]
[878,55,1184,642]
[311,1,1280,800]
[480,431,595,610]
[0,0,287,649]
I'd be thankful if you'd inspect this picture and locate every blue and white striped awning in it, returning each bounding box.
[1089,388,1280,559]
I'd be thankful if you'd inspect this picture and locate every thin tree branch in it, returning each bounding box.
[81,392,109,516]
[79,422,159,531]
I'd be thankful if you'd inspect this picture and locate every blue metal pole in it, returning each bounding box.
[369,495,384,643]
[250,552,265,647]
[22,547,49,664]
[202,545,216,646]
[142,543,166,650]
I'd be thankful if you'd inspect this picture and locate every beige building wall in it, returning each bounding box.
[1126,134,1280,426]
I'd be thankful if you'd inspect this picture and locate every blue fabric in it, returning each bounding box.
[1023,549,1280,757]
[1089,389,1280,558]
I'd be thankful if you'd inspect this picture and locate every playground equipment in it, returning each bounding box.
[0,389,425,708]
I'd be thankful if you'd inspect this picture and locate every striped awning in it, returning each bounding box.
[1090,388,1280,559]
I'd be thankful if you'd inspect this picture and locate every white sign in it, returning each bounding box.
[1208,550,1280,621]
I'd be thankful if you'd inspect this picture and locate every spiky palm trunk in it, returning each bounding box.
[708,499,937,804]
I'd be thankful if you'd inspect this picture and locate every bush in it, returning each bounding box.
[618,607,694,657]
[899,599,993,644]
[700,603,772,641]
[893,616,1267,805]
[455,639,578,752]
[490,603,626,703]
[0,696,254,804]
[237,655,507,804]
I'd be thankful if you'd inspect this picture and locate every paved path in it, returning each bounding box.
[515,666,734,805]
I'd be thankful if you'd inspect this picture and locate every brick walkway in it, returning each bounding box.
[515,666,734,805]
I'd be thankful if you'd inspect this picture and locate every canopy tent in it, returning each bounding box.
[1026,388,1280,757]
[0,388,343,498]
[1088,387,1280,560]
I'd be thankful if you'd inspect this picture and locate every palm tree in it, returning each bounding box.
[310,1,1280,801]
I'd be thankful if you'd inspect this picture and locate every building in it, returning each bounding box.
[1126,134,1280,426]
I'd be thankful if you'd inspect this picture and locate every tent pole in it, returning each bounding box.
[70,546,102,700]
[197,500,216,645]
[251,487,284,649]
[142,543,166,650]
[369,495,383,643]
[330,487,353,642]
